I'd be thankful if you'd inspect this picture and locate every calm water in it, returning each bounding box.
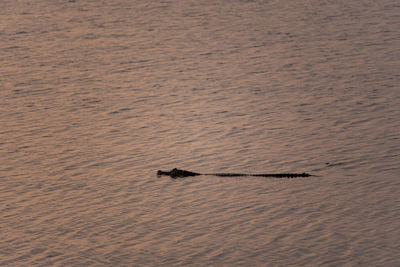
[1,0,399,266]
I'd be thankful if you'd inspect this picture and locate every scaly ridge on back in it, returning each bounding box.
[157,168,312,178]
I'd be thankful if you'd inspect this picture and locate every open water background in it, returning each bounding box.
[1,0,399,266]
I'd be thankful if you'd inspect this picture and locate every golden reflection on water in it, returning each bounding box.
[1,0,399,266]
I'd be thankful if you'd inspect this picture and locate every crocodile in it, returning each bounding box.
[157,168,311,178]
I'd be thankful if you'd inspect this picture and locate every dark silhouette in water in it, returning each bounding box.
[157,168,312,178]
[157,168,201,178]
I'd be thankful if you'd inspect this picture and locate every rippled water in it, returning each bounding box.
[1,0,399,266]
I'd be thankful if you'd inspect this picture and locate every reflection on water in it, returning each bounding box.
[1,0,399,265]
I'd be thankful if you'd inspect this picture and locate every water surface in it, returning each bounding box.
[1,0,399,266]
